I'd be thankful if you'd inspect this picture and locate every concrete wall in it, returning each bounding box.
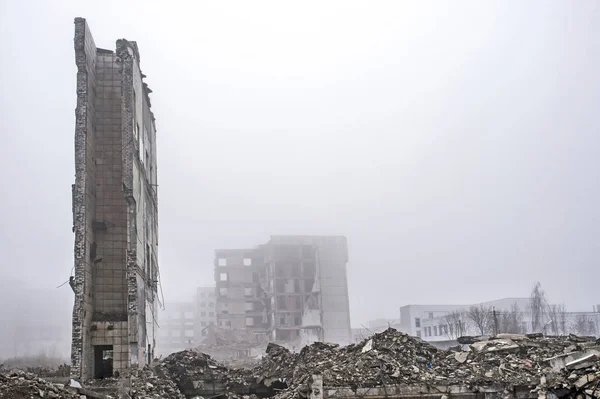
[91,51,127,320]
[71,18,159,380]
[313,237,352,345]
[71,17,98,380]
[117,36,159,369]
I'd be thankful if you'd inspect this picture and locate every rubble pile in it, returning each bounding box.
[249,343,298,384]
[0,370,80,398]
[0,363,70,379]
[5,330,596,399]
[532,335,600,398]
[251,329,448,389]
[250,329,600,398]
[25,364,70,378]
[126,366,185,399]
[158,349,251,392]
[219,356,262,370]
[542,356,600,398]
[453,333,600,390]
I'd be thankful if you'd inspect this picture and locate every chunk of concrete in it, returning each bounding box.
[458,336,489,344]
[495,333,528,341]
[574,374,596,389]
[471,339,519,354]
[69,380,82,389]
[566,353,598,370]
[454,352,468,364]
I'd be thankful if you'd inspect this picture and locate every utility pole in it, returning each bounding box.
[492,307,499,336]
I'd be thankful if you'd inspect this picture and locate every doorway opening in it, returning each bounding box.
[93,345,114,379]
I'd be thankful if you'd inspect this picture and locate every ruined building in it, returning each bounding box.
[215,236,352,347]
[156,289,217,357]
[71,18,159,380]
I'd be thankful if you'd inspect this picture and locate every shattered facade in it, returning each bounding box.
[71,18,159,380]
[215,236,351,347]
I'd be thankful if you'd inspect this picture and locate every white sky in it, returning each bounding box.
[0,1,599,330]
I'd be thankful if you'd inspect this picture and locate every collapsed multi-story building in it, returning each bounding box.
[215,236,352,347]
[70,18,160,380]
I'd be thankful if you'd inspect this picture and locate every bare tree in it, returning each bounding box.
[590,319,599,337]
[547,304,567,335]
[498,303,524,334]
[467,304,493,335]
[530,282,548,332]
[443,310,468,339]
[572,315,595,336]
[571,315,599,337]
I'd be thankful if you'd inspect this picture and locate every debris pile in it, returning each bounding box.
[250,329,600,398]
[0,370,80,398]
[127,366,185,399]
[250,343,297,384]
[0,361,70,378]
[3,330,598,399]
[453,333,600,391]
[553,357,600,398]
[158,349,252,393]
[533,335,600,398]
[251,329,449,390]
[26,364,70,378]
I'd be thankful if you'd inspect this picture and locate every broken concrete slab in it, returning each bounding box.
[470,338,520,354]
[495,333,529,341]
[457,335,491,344]
[454,352,469,364]
[573,373,596,389]
[566,353,598,370]
[361,339,373,353]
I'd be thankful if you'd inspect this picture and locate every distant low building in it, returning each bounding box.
[399,303,467,339]
[399,298,600,348]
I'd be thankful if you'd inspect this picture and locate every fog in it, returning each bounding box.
[1,1,599,357]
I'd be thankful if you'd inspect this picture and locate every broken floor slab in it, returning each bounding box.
[470,338,520,354]
[566,353,598,370]
[544,349,600,372]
